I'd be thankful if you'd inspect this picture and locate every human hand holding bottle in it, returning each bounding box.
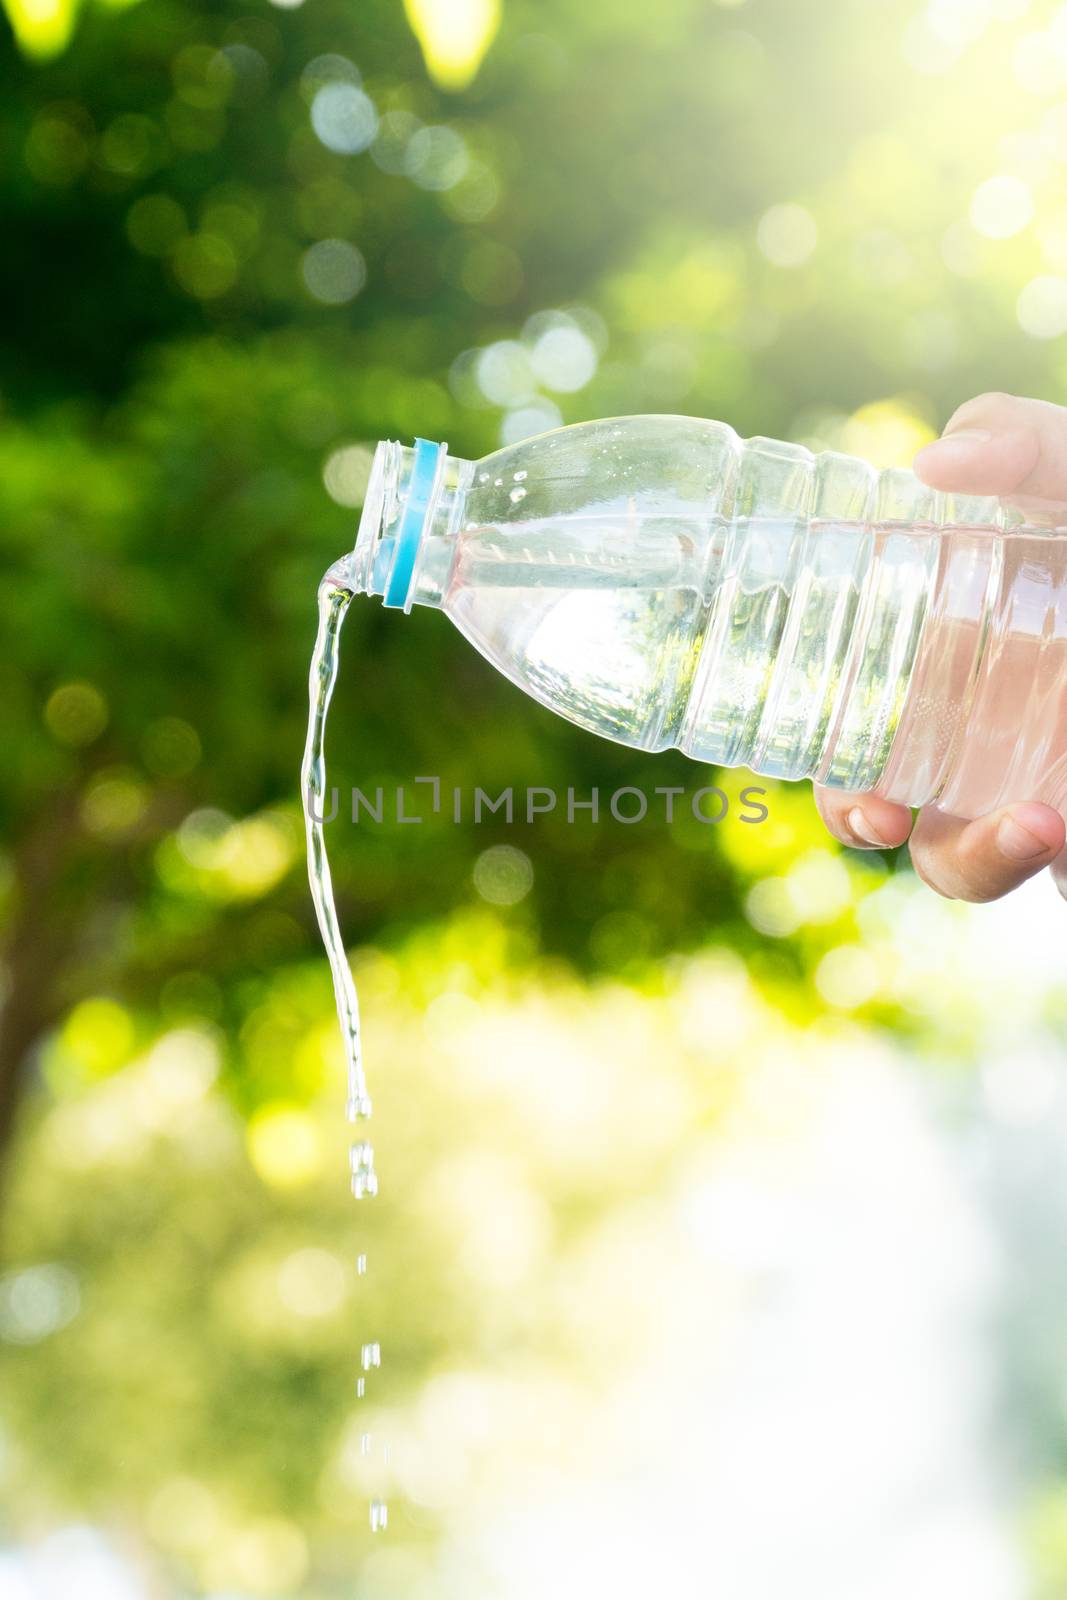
[815,392,1067,901]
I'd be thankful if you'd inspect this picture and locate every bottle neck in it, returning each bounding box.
[353,439,472,612]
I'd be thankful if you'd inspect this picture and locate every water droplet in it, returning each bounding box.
[514,470,527,481]
[370,1499,388,1533]
[361,1341,381,1371]
[357,1253,367,1275]
[350,1140,378,1199]
[509,487,527,504]
[360,1431,371,1456]
[357,1377,365,1398]
[347,1093,372,1121]
[493,477,503,487]
[478,471,489,483]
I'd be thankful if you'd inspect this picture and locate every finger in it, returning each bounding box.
[908,801,1065,903]
[813,786,914,851]
[1050,845,1067,901]
[912,392,1067,501]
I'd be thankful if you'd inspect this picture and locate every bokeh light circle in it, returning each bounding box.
[310,83,378,154]
[756,203,817,267]
[500,400,563,444]
[404,125,469,190]
[969,175,1033,239]
[472,845,534,906]
[1017,274,1067,337]
[302,239,366,304]
[475,341,536,406]
[323,443,375,506]
[530,324,597,392]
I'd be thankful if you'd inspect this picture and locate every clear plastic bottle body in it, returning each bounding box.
[352,417,1067,819]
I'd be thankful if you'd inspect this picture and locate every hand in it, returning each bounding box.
[814,391,1067,902]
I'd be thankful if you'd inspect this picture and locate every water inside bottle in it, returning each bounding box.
[438,510,1067,813]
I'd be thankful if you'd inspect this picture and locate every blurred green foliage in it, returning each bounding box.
[0,0,931,1148]
[7,0,1067,1590]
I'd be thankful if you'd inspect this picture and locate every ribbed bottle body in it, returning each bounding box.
[676,428,1067,816]
[355,418,1067,818]
[676,432,944,792]
[672,429,982,804]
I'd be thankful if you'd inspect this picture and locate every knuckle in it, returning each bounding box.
[947,391,1015,430]
[966,389,1014,413]
[972,389,1015,409]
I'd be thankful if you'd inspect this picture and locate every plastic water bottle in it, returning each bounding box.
[349,416,1067,819]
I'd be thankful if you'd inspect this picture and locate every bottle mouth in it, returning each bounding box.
[353,438,447,612]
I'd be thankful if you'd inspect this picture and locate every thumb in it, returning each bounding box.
[911,391,1067,501]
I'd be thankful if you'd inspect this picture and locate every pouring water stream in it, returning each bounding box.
[301,551,385,1533]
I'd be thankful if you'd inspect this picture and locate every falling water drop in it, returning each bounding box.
[370,1500,388,1533]
[350,1140,378,1199]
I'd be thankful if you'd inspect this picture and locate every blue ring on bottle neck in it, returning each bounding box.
[383,437,443,610]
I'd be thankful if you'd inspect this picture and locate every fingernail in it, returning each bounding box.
[920,427,993,461]
[847,807,888,848]
[997,814,1051,861]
